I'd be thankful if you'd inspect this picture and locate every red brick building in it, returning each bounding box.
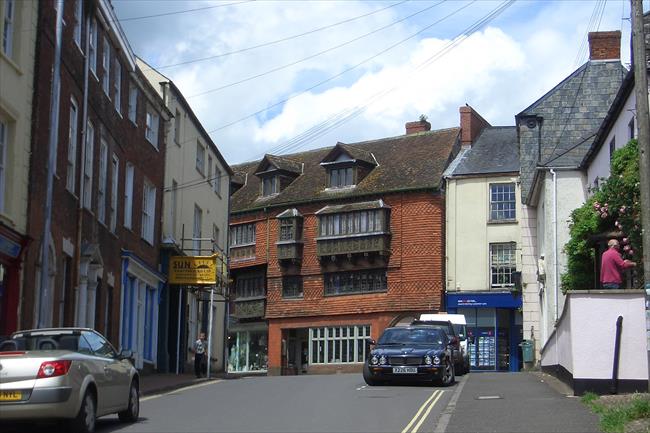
[228,119,465,375]
[23,0,169,370]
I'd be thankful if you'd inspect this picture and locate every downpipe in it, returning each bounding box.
[611,316,623,394]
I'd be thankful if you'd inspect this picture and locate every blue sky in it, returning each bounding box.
[112,1,635,164]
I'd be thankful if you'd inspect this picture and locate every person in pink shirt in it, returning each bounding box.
[600,239,636,289]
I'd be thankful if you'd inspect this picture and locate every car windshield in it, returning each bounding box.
[377,328,447,346]
[6,333,82,352]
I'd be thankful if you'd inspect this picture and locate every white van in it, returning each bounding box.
[418,313,469,374]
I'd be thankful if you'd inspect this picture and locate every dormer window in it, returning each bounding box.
[329,166,354,188]
[262,175,278,197]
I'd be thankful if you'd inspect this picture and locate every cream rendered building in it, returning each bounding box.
[445,125,532,372]
[139,59,232,374]
[0,0,37,335]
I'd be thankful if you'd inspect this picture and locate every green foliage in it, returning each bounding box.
[581,392,600,405]
[582,393,650,433]
[562,140,644,291]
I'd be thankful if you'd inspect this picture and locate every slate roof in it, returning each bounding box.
[230,127,461,213]
[517,60,626,202]
[450,127,519,176]
[256,154,303,175]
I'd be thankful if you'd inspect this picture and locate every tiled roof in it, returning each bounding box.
[256,154,303,175]
[231,127,461,213]
[518,60,626,202]
[451,127,519,176]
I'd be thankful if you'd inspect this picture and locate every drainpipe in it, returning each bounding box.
[38,0,64,328]
[74,6,91,328]
[550,168,558,323]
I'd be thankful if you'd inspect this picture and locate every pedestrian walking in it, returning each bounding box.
[191,332,207,378]
[600,239,636,289]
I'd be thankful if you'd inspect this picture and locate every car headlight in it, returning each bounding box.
[424,355,432,365]
[433,356,441,365]
[370,355,379,365]
[379,355,387,365]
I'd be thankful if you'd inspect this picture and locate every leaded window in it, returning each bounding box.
[328,167,354,188]
[319,210,386,237]
[490,242,516,288]
[324,269,387,296]
[235,275,265,299]
[230,223,256,246]
[489,183,516,221]
[282,276,303,298]
[309,325,370,364]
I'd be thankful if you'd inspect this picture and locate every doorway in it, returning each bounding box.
[282,328,309,375]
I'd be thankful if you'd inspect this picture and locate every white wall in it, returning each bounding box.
[542,290,648,383]
[587,92,637,188]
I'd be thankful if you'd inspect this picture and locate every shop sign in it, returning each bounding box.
[169,256,217,285]
[447,292,522,309]
[0,235,21,259]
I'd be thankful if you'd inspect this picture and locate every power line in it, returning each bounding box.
[186,1,445,98]
[116,1,254,23]
[145,0,409,71]
[573,0,607,67]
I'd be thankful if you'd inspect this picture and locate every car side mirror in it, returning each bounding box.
[119,349,133,361]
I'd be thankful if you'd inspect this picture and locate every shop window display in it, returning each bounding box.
[227,330,268,372]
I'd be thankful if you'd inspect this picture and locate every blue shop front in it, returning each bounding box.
[446,292,523,372]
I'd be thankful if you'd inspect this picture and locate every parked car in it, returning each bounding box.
[363,326,455,386]
[411,318,465,374]
[416,313,470,374]
[0,328,139,433]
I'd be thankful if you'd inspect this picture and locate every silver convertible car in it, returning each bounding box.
[0,328,139,433]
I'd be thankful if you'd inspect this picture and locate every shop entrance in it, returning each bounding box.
[281,328,309,375]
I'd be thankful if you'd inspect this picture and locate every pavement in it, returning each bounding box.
[139,371,229,396]
[438,371,602,433]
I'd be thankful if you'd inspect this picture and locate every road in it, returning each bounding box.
[96,373,455,433]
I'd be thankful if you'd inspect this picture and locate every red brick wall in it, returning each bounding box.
[588,31,621,61]
[22,2,166,343]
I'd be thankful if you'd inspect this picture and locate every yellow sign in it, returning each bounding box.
[169,256,217,285]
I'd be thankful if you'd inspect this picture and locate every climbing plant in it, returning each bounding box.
[562,139,643,291]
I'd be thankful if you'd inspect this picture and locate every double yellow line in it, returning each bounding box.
[401,389,445,433]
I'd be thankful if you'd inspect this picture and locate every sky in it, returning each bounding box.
[111,0,636,165]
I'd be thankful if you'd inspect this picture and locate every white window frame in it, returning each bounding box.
[102,36,110,96]
[128,84,137,124]
[89,17,98,76]
[97,139,108,223]
[489,183,516,221]
[124,163,134,229]
[110,154,119,233]
[193,204,202,253]
[0,119,7,212]
[214,165,221,195]
[113,58,121,114]
[66,98,79,193]
[309,325,370,364]
[145,109,158,147]
[196,141,205,175]
[73,0,82,48]
[2,0,15,58]
[141,180,156,244]
[83,121,94,210]
[489,242,517,288]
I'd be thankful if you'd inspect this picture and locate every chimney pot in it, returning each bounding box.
[588,31,621,61]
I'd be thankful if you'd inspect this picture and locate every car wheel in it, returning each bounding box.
[118,380,140,423]
[439,359,455,387]
[362,363,380,386]
[69,390,96,433]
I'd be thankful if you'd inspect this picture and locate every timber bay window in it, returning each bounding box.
[282,276,303,298]
[490,242,516,288]
[141,180,156,244]
[230,223,256,260]
[489,183,516,221]
[276,209,303,262]
[324,269,387,296]
[319,209,386,237]
[235,275,265,299]
[310,325,370,364]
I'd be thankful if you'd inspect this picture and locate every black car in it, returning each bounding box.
[411,319,466,375]
[363,326,455,386]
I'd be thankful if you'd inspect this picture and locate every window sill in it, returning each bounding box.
[0,51,23,75]
[316,231,389,241]
[324,290,387,297]
[231,242,256,248]
[281,296,304,300]
[487,219,518,225]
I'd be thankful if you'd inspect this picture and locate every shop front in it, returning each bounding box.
[446,292,522,372]
[0,223,30,337]
[227,322,268,373]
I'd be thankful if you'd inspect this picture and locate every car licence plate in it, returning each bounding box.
[392,367,417,374]
[0,391,22,401]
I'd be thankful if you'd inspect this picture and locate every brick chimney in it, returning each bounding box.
[588,31,621,61]
[405,118,431,135]
[460,105,491,147]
